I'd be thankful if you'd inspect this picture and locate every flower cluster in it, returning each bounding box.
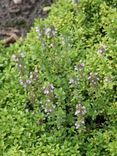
[74,62,85,71]
[43,99,56,115]
[35,25,57,39]
[60,36,65,46]
[43,84,54,95]
[12,52,25,69]
[98,45,106,54]
[29,69,39,82]
[44,26,56,38]
[88,72,100,86]
[12,52,25,61]
[68,62,85,87]
[74,103,86,129]
[12,53,39,89]
[42,83,55,115]
[75,120,84,129]
[69,78,76,85]
[75,104,86,116]
[105,77,111,83]
[12,52,39,106]
[12,53,26,86]
[35,27,42,38]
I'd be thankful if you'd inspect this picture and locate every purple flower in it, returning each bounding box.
[44,103,56,114]
[44,26,56,38]
[88,72,100,85]
[43,83,54,95]
[44,27,51,36]
[74,62,85,71]
[79,63,85,69]
[29,69,39,81]
[98,45,106,54]
[26,79,32,85]
[75,104,86,116]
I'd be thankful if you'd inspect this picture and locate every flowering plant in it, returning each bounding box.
[0,0,117,155]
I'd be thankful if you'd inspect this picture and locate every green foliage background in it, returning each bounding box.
[0,0,117,155]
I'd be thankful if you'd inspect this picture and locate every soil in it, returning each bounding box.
[0,0,53,41]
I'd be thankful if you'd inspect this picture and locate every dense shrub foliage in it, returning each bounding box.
[0,0,117,155]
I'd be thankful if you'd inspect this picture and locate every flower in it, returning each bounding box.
[75,109,80,115]
[81,120,85,124]
[44,26,56,38]
[74,65,78,71]
[47,99,51,103]
[43,89,50,95]
[50,84,54,90]
[43,84,54,95]
[88,72,100,85]
[35,27,42,37]
[12,54,19,62]
[75,121,80,129]
[98,45,106,54]
[26,79,32,85]
[75,104,86,116]
[29,69,39,81]
[51,26,56,37]
[20,52,25,58]
[18,64,22,68]
[12,53,25,63]
[61,36,65,46]
[75,119,85,129]
[44,27,51,36]
[74,62,85,71]
[12,54,16,61]
[105,77,111,82]
[79,63,85,69]
[30,72,33,79]
[19,79,24,85]
[69,78,76,84]
[44,103,56,114]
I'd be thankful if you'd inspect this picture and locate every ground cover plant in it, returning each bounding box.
[0,0,117,155]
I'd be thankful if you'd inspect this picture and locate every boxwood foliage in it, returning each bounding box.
[0,0,117,155]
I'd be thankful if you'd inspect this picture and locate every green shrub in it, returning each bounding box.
[0,0,117,155]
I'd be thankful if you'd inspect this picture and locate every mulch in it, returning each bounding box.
[0,0,53,45]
